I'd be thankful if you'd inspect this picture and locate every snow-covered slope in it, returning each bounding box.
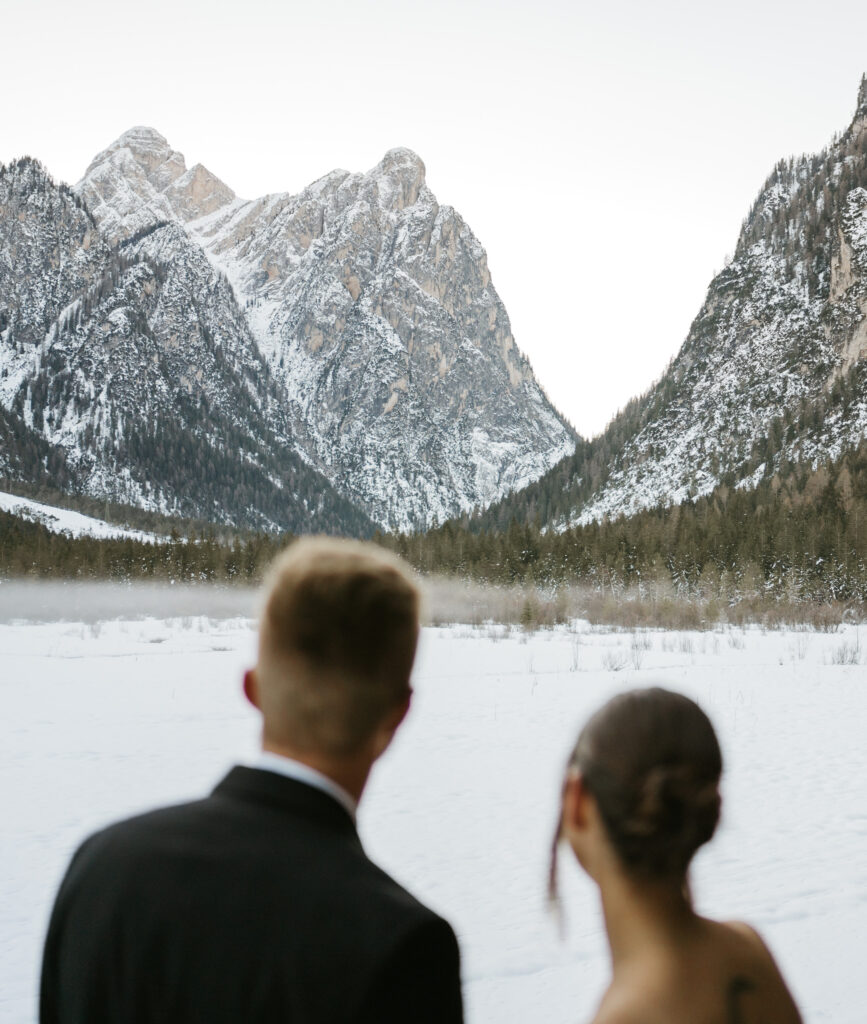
[0,158,372,535]
[0,490,158,541]
[77,127,235,244]
[568,76,867,525]
[75,131,575,531]
[481,75,867,532]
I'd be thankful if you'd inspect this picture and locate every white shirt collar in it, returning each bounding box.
[250,750,358,822]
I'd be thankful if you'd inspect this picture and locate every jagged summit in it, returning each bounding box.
[110,125,172,150]
[82,126,182,182]
[77,127,235,242]
[0,157,372,534]
[114,125,170,145]
[65,129,574,531]
[846,73,867,140]
[376,146,425,174]
[369,147,426,210]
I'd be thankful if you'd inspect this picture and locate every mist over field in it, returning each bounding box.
[0,580,260,624]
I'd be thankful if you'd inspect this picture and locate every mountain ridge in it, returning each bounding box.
[72,130,575,530]
[2,134,574,533]
[466,74,867,535]
[0,156,374,535]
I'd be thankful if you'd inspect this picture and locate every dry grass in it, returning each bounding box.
[830,637,862,665]
[602,647,628,672]
[422,578,577,629]
[421,576,859,633]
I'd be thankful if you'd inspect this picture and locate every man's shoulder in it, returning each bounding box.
[64,795,215,873]
[70,765,337,864]
[97,795,212,835]
[63,774,449,942]
[353,849,447,930]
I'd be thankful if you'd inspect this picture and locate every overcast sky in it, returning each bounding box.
[4,0,867,437]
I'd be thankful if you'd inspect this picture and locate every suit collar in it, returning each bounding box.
[251,751,358,822]
[213,766,361,842]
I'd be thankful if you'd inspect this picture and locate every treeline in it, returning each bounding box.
[0,480,244,538]
[379,441,867,604]
[6,441,867,606]
[471,354,867,538]
[0,511,292,582]
[0,410,76,494]
[467,383,663,534]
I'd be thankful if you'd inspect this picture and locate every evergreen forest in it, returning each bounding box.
[7,440,867,616]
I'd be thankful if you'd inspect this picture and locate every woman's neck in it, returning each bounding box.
[597,863,697,972]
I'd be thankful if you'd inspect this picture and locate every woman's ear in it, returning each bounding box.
[562,770,590,834]
[562,769,601,878]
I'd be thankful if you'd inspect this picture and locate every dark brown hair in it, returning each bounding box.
[550,688,722,899]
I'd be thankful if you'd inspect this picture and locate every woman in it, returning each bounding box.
[551,687,802,1024]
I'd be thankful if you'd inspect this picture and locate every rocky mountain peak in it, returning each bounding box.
[113,124,172,150]
[848,74,867,140]
[167,162,236,222]
[83,126,184,187]
[376,146,425,177]
[371,147,426,209]
[63,131,575,531]
[76,127,235,242]
[115,125,170,146]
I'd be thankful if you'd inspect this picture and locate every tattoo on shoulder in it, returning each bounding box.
[727,975,757,1024]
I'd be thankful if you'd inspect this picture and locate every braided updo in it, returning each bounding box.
[555,688,722,888]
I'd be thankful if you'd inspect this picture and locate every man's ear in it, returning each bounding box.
[243,669,260,710]
[392,689,412,729]
[370,689,412,759]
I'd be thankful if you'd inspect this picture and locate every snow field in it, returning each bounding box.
[3,614,866,1023]
[0,491,159,542]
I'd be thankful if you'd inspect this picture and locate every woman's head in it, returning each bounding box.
[554,688,722,891]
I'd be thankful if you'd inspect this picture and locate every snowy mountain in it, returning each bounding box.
[478,75,867,532]
[75,129,575,531]
[0,489,159,541]
[77,127,236,245]
[0,158,372,535]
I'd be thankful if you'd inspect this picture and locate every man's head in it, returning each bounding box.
[245,538,421,762]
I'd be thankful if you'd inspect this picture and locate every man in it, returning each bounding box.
[41,538,464,1023]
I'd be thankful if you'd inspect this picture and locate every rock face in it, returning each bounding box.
[74,131,575,530]
[77,128,236,243]
[491,76,867,532]
[0,157,373,534]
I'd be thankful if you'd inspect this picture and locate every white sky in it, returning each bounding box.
[4,0,867,437]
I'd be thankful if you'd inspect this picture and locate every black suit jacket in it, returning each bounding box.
[40,766,463,1023]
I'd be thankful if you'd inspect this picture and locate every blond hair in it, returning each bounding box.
[256,537,420,756]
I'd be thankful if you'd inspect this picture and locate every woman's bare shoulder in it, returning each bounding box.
[589,990,646,1024]
[591,1009,639,1024]
[719,920,803,1023]
[589,972,675,1024]
[721,919,785,970]
[587,922,803,1024]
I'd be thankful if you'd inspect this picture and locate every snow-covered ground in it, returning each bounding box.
[0,491,159,542]
[3,602,866,1023]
